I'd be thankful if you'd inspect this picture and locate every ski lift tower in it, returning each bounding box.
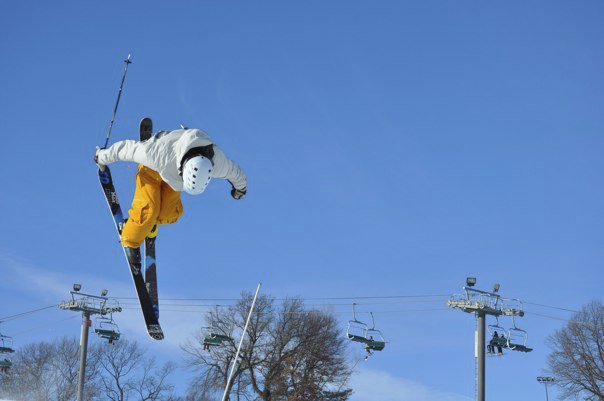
[448,278,525,401]
[59,284,122,401]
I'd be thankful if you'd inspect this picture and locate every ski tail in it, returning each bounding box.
[144,236,159,320]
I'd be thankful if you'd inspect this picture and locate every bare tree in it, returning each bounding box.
[0,336,177,401]
[132,358,176,401]
[0,337,100,401]
[182,294,352,401]
[547,300,604,400]
[0,340,54,401]
[97,338,176,401]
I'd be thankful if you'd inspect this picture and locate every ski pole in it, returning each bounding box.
[103,54,132,149]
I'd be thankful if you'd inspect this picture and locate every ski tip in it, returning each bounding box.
[147,324,164,341]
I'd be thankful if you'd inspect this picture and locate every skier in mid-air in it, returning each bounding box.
[95,126,247,253]
[95,122,246,339]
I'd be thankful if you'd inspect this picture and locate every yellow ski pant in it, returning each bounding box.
[121,165,183,248]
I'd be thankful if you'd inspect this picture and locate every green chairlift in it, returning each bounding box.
[202,311,234,350]
[0,332,14,373]
[487,316,507,356]
[487,315,533,354]
[202,335,223,347]
[0,335,14,355]
[346,303,369,343]
[346,305,387,359]
[202,332,234,349]
[364,312,386,352]
[506,315,533,353]
[95,316,121,344]
[0,358,11,373]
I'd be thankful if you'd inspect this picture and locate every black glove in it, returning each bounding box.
[231,186,246,200]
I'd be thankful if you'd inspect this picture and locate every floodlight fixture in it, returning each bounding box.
[101,289,108,297]
[466,277,476,287]
[537,376,555,383]
[493,283,500,293]
[73,284,82,292]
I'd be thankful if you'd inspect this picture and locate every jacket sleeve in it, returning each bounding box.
[212,146,247,190]
[98,140,148,166]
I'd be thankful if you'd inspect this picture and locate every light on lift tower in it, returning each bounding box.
[73,284,82,292]
[493,283,500,293]
[466,277,476,287]
[101,289,108,297]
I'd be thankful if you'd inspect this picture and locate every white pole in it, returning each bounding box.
[221,282,262,401]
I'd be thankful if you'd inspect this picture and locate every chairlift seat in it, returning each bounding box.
[203,336,223,347]
[95,329,121,341]
[508,343,533,353]
[506,326,531,353]
[366,340,386,351]
[347,333,369,344]
[210,333,233,343]
[0,346,14,354]
[490,337,508,347]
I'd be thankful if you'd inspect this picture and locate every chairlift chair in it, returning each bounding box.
[202,335,223,347]
[487,316,506,337]
[208,332,233,343]
[0,334,14,354]
[202,311,234,349]
[95,317,121,344]
[506,328,532,352]
[486,316,507,355]
[364,312,386,352]
[346,303,369,344]
[0,333,14,373]
[0,358,11,373]
[202,330,233,348]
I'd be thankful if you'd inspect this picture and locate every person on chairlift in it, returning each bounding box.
[489,331,504,356]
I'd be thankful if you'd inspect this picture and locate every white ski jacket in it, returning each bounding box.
[97,129,246,192]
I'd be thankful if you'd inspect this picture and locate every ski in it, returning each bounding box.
[98,166,164,340]
[144,236,159,319]
[139,117,159,320]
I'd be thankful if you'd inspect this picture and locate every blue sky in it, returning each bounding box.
[1,1,603,400]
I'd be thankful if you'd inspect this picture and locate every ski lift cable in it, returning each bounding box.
[524,311,572,322]
[0,304,59,322]
[115,299,447,308]
[10,315,80,337]
[112,293,453,302]
[113,295,582,314]
[0,295,458,322]
[118,307,451,313]
[118,306,450,314]
[526,311,601,330]
[0,296,582,324]
[524,301,579,313]
[524,311,577,324]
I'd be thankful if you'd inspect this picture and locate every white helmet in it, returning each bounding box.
[182,155,213,195]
